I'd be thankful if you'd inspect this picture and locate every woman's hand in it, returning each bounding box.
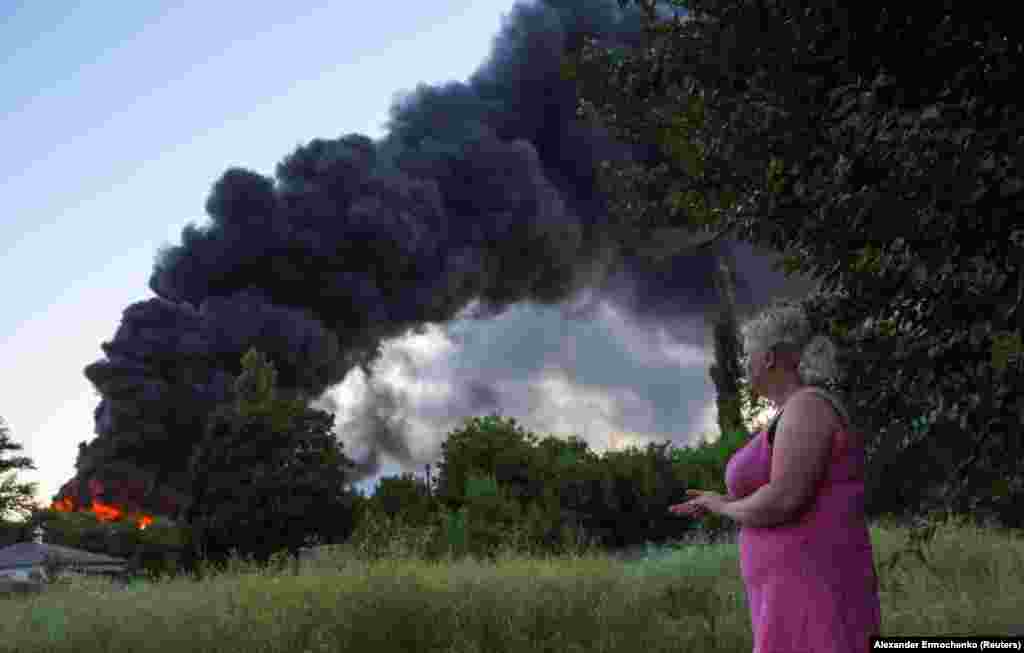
[668,490,732,518]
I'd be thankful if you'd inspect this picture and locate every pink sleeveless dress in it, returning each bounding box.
[724,387,882,652]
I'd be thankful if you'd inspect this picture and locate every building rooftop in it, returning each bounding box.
[0,539,127,571]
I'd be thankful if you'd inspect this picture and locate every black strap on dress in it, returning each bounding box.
[767,410,784,447]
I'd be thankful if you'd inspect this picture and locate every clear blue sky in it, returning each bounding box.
[2,1,795,522]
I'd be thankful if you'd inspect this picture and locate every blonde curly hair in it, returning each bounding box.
[739,299,842,387]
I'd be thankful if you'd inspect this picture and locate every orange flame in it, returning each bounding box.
[51,497,155,530]
[92,500,121,522]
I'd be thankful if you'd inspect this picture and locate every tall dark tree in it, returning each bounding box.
[708,243,751,437]
[184,349,361,570]
[568,0,1024,525]
[0,416,39,524]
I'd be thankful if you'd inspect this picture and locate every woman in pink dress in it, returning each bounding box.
[671,300,882,652]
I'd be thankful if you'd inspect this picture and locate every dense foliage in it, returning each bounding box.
[353,412,748,564]
[565,0,1024,527]
[182,349,363,571]
[0,417,38,525]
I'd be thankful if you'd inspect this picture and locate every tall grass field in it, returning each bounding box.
[2,506,1022,652]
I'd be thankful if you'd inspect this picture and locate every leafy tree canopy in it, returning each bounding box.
[184,348,361,568]
[0,416,39,523]
[567,0,1024,524]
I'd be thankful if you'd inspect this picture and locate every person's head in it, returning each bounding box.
[739,300,840,406]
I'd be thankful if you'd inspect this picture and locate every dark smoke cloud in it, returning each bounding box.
[73,0,819,513]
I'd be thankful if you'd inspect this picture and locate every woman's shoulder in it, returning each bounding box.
[794,386,851,430]
[765,387,852,447]
[793,386,870,455]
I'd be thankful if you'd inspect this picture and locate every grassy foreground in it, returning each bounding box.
[1,514,1022,653]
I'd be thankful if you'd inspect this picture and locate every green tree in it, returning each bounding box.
[430,413,693,559]
[569,0,1024,527]
[0,416,40,523]
[428,414,555,559]
[707,244,758,438]
[184,349,361,571]
[369,473,436,528]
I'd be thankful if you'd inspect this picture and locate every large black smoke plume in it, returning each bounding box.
[67,0,820,516]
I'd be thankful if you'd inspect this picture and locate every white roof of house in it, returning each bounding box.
[0,542,127,571]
